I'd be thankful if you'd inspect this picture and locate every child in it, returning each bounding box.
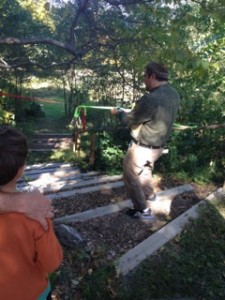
[0,126,63,300]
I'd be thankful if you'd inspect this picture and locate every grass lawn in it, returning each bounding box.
[16,86,71,136]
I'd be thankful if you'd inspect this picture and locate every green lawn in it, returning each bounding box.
[17,86,70,135]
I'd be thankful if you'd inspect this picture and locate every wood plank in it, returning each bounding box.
[29,149,56,152]
[19,175,123,194]
[54,199,132,224]
[49,181,125,200]
[33,133,72,136]
[17,172,99,188]
[25,162,74,171]
[24,164,79,175]
[18,169,81,184]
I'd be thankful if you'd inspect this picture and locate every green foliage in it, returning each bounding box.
[0,0,224,181]
[50,149,91,172]
[24,102,45,119]
[94,130,129,174]
[27,149,80,167]
[85,103,117,131]
[0,107,15,125]
[157,126,224,184]
[80,264,116,300]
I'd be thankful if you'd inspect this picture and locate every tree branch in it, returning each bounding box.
[174,123,225,130]
[70,0,90,46]
[0,58,78,70]
[0,0,156,70]
[0,37,77,56]
[106,0,154,5]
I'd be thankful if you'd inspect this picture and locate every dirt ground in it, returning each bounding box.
[51,176,219,300]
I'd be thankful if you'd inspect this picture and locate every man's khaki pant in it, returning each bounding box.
[123,141,163,211]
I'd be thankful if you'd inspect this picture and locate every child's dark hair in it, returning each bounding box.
[0,126,28,185]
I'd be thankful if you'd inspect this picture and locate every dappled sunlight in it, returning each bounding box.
[150,195,175,216]
[100,187,113,195]
[206,188,225,219]
[152,174,163,192]
[19,166,82,194]
[217,204,225,218]
[149,184,195,216]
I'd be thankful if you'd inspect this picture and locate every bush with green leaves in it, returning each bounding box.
[94,129,129,174]
[156,125,224,184]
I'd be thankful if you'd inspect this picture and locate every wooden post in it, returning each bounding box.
[72,132,76,152]
[89,132,96,166]
[73,131,81,157]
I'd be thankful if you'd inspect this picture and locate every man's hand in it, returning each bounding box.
[111,107,120,116]
[22,190,54,231]
[111,107,131,115]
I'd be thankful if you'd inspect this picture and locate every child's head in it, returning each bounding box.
[0,126,28,185]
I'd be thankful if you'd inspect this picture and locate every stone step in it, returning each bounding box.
[33,133,72,137]
[24,166,80,177]
[48,181,125,200]
[32,137,72,142]
[18,174,123,194]
[25,162,75,171]
[29,133,73,151]
[20,167,82,182]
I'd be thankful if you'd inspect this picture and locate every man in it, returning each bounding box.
[111,62,180,220]
[0,190,53,230]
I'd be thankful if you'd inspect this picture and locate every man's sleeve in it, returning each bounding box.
[34,219,63,273]
[120,94,155,128]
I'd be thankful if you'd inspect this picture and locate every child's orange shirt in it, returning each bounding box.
[0,213,63,300]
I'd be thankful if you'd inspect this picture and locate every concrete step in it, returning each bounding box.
[25,162,75,171]
[18,174,123,195]
[20,167,81,182]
